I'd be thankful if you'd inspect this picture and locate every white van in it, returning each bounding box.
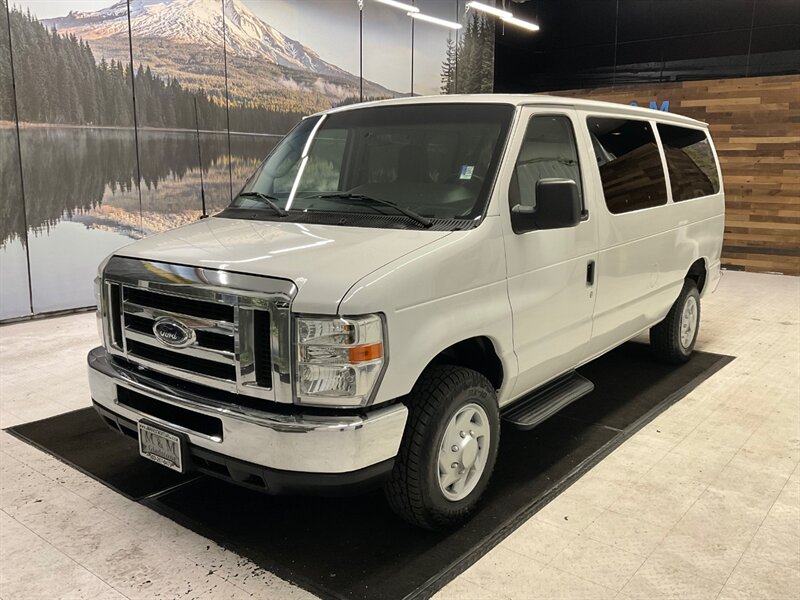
[90,95,724,529]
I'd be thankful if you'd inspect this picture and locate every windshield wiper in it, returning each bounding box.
[517,157,577,167]
[314,193,433,228]
[236,191,288,217]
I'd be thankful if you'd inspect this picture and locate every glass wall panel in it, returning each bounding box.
[9,0,138,313]
[414,1,495,96]
[227,1,362,195]
[363,0,411,99]
[128,0,229,222]
[0,0,30,320]
[456,0,495,93]
[414,0,459,96]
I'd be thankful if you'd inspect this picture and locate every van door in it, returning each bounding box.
[582,115,679,356]
[501,108,599,402]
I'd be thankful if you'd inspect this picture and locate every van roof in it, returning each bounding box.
[319,93,708,128]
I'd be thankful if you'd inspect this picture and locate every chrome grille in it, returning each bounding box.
[101,257,296,403]
[122,287,240,384]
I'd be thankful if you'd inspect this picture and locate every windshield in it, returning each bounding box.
[224,103,515,229]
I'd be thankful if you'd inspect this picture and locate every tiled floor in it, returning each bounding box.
[1,270,798,599]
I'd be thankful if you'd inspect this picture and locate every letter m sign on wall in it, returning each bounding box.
[630,100,670,112]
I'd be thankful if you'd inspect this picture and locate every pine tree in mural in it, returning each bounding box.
[0,0,14,121]
[441,36,458,94]
[477,14,494,93]
[440,13,494,95]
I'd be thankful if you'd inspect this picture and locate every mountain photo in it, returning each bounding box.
[40,0,398,125]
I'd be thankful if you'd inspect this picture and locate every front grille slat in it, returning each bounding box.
[125,287,234,322]
[124,329,235,364]
[253,310,272,388]
[124,302,235,337]
[127,340,237,381]
[108,283,124,348]
[124,313,233,352]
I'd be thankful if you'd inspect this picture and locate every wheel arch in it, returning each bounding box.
[423,336,505,392]
[686,257,708,294]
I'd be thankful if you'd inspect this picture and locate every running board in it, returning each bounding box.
[502,372,594,430]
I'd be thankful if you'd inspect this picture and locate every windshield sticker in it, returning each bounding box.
[459,165,475,180]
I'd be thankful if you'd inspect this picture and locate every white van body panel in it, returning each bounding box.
[578,110,725,357]
[339,218,518,405]
[495,107,600,402]
[114,216,452,315]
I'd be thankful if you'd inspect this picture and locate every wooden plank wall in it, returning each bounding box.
[553,74,800,275]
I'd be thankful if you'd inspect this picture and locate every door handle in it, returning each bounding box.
[586,260,595,286]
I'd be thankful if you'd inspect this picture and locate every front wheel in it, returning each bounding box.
[384,366,500,530]
[650,279,701,364]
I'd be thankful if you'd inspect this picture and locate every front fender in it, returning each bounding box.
[338,217,518,406]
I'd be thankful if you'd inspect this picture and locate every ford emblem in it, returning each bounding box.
[153,317,196,349]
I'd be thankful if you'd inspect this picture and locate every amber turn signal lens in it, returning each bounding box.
[348,342,384,363]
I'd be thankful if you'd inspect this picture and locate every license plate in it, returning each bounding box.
[138,421,184,473]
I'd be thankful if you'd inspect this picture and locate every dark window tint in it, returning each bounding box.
[658,124,719,201]
[510,115,582,229]
[588,117,668,214]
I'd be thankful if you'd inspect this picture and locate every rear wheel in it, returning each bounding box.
[384,366,500,530]
[650,279,701,364]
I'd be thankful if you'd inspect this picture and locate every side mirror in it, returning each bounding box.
[512,178,581,232]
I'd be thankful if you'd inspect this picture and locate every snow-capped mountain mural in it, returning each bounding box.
[42,0,396,115]
[44,0,350,77]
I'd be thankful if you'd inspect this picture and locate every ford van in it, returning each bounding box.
[89,95,724,529]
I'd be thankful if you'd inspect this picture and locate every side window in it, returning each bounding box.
[587,117,668,214]
[658,124,720,201]
[509,115,583,228]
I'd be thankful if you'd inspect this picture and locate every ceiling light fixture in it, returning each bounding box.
[464,1,540,33]
[407,12,462,29]
[374,0,419,13]
[502,15,540,31]
[465,1,512,19]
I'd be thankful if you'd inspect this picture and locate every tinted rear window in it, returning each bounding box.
[658,124,720,201]
[588,117,668,214]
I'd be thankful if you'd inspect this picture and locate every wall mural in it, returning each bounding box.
[0,0,29,320]
[0,0,495,320]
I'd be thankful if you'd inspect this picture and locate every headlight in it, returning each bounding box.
[295,314,386,407]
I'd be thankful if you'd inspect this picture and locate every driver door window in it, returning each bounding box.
[509,115,583,232]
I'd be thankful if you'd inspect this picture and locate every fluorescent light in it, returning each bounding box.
[408,11,462,29]
[502,15,540,31]
[466,1,512,19]
[374,0,419,12]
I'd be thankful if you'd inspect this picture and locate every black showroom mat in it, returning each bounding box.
[7,405,195,500]
[7,343,732,600]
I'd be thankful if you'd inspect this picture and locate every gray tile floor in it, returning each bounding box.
[1,270,798,599]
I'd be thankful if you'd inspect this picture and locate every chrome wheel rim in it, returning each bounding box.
[437,403,490,502]
[680,296,698,349]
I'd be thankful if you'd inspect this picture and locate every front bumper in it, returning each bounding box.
[88,347,408,488]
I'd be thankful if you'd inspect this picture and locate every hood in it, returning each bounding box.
[115,216,453,313]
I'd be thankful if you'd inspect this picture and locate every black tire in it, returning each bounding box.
[650,279,701,364]
[384,366,500,530]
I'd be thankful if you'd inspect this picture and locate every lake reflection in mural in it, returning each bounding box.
[0,127,276,314]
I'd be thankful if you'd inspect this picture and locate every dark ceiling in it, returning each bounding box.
[494,0,800,92]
